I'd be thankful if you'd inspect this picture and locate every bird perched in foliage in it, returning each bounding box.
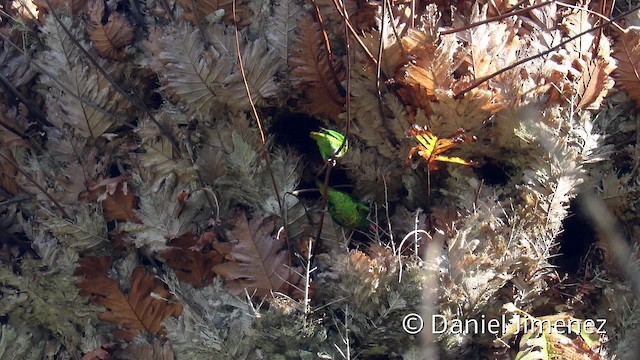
[310,128,348,161]
[316,180,369,229]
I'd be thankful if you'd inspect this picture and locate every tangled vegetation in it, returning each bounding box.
[2,0,640,359]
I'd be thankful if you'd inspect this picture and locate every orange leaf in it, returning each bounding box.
[76,257,182,340]
[87,0,134,60]
[290,15,345,121]
[159,232,223,288]
[573,57,615,110]
[213,210,300,297]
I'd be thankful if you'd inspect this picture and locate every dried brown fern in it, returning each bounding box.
[39,15,129,138]
[290,14,345,121]
[614,30,640,106]
[213,210,301,297]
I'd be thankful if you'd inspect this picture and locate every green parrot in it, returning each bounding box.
[310,128,348,161]
[316,180,369,229]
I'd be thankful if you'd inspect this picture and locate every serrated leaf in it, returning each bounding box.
[120,173,204,251]
[265,0,304,65]
[46,205,108,251]
[38,15,128,138]
[76,258,183,340]
[158,232,223,288]
[614,30,640,106]
[290,15,345,121]
[87,0,135,60]
[213,210,299,296]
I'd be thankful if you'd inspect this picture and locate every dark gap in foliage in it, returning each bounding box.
[474,158,511,185]
[140,74,163,110]
[270,112,324,159]
[108,163,122,177]
[147,91,163,110]
[554,196,597,275]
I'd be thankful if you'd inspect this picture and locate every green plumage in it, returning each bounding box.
[317,180,369,229]
[310,128,348,160]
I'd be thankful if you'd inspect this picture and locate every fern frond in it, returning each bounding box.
[614,30,640,106]
[221,37,282,109]
[44,204,108,251]
[145,24,228,116]
[265,0,304,68]
[38,15,128,138]
[290,14,345,121]
[120,173,208,252]
[135,116,194,183]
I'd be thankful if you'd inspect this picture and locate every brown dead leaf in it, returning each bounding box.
[79,174,130,202]
[79,175,141,222]
[614,30,640,107]
[175,190,189,216]
[573,57,616,110]
[102,182,141,223]
[345,0,377,32]
[87,0,135,60]
[398,27,458,111]
[159,232,223,288]
[76,257,182,340]
[0,150,20,199]
[290,15,345,122]
[213,210,301,297]
[81,343,116,360]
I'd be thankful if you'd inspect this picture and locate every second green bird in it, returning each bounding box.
[317,180,369,229]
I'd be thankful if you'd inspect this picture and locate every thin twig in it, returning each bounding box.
[43,0,181,151]
[0,32,135,130]
[455,3,640,98]
[0,151,69,218]
[310,0,346,96]
[0,71,51,127]
[331,0,379,67]
[303,236,314,319]
[339,0,352,157]
[440,1,554,35]
[231,0,285,230]
[313,162,334,256]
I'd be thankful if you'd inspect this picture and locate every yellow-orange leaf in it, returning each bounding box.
[87,0,134,60]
